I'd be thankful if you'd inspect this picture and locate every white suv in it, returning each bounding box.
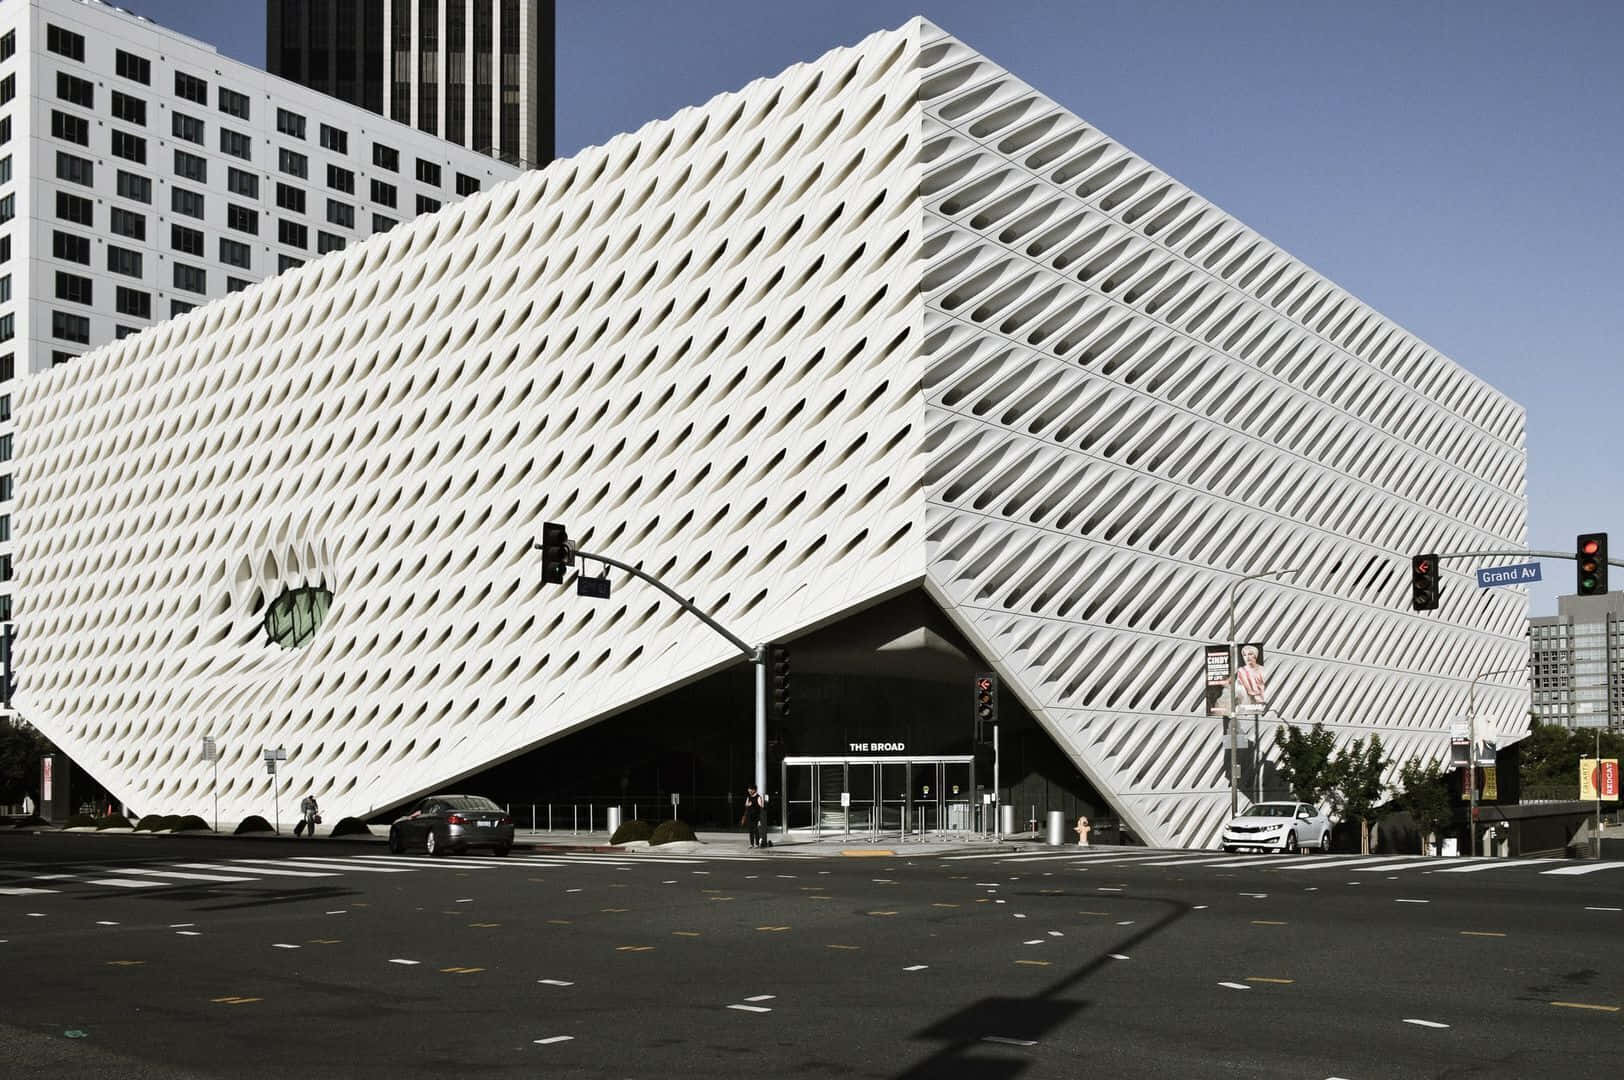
[1221,801,1332,854]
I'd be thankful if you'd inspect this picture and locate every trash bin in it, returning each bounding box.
[1045,810,1067,846]
[605,806,621,837]
[999,803,1016,837]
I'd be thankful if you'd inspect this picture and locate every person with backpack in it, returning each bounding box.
[741,785,769,848]
[295,793,320,837]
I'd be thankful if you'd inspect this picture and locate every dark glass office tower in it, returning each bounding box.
[268,0,553,168]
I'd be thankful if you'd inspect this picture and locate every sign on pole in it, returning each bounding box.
[1204,642,1268,717]
[1579,758,1620,801]
[1474,562,1542,589]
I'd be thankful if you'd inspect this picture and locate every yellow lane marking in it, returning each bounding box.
[826,944,860,950]
[1550,1001,1620,1012]
[1252,920,1287,926]
[528,877,547,882]
[469,922,500,928]
[931,903,960,908]
[867,911,898,917]
[950,875,969,879]
[1014,960,1050,967]
[211,996,262,1005]
[672,931,701,937]
[547,919,572,925]
[600,908,629,913]
[975,899,992,904]
[1039,889,1065,895]
[842,850,895,857]
[616,945,655,952]
[306,939,342,945]
[1460,931,1505,938]
[1246,977,1294,984]
[807,895,832,901]
[703,889,724,893]
[709,896,735,901]
[106,960,145,967]
[756,925,791,932]
[350,903,368,908]
[1077,911,1110,916]
[441,967,484,974]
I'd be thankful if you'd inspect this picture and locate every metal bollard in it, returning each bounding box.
[573,804,578,835]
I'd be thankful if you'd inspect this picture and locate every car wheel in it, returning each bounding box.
[388,827,405,855]
[1319,830,1331,853]
[425,829,444,857]
[1284,830,1297,854]
[491,843,511,857]
[1222,845,1236,853]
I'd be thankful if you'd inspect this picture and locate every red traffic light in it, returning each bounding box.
[1582,539,1600,556]
[975,677,992,693]
[1415,559,1430,574]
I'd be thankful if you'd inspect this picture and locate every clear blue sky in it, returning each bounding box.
[120,0,1623,613]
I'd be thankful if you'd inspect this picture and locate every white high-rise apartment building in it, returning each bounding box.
[0,0,521,706]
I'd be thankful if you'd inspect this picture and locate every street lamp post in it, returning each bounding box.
[1228,567,1303,818]
[1467,664,1525,857]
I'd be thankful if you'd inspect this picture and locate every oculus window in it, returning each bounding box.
[263,584,333,650]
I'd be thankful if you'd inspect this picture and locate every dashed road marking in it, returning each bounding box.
[106,960,144,966]
[1219,981,1251,991]
[539,979,575,986]
[826,944,860,950]
[1108,954,1129,960]
[1252,920,1287,926]
[175,931,202,937]
[469,922,500,928]
[1014,960,1050,967]
[1246,977,1293,984]
[616,945,655,952]
[1403,1018,1449,1029]
[1460,931,1505,938]
[756,925,790,932]
[673,931,701,937]
[533,1035,574,1044]
[1394,899,1430,904]
[904,965,929,971]
[867,911,897,917]
[981,1036,1037,1047]
[1584,906,1622,912]
[1550,1001,1619,1012]
[271,943,301,950]
[211,996,261,1005]
[728,1004,771,1013]
[441,966,484,974]
[388,958,421,966]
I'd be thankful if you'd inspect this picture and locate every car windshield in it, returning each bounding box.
[443,796,503,812]
[1243,804,1298,817]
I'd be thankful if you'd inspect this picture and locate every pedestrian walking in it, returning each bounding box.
[295,793,320,838]
[741,784,768,848]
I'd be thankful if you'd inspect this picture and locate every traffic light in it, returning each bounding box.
[541,521,572,584]
[973,673,997,740]
[1577,533,1608,596]
[768,644,790,721]
[1410,553,1439,611]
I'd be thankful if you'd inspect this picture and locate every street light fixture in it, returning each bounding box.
[1228,566,1303,818]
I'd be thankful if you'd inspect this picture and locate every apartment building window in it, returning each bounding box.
[372,143,400,171]
[0,396,9,420]
[278,219,308,249]
[226,276,251,294]
[227,168,259,199]
[218,237,252,269]
[55,192,93,227]
[0,31,13,63]
[317,231,346,254]
[56,152,93,187]
[170,224,204,257]
[0,236,10,264]
[115,325,140,340]
[50,110,89,146]
[56,72,94,109]
[106,245,142,278]
[326,200,354,228]
[373,214,397,233]
[51,230,90,264]
[326,164,355,194]
[319,124,348,153]
[0,316,10,343]
[456,173,480,197]
[172,112,204,145]
[171,187,205,219]
[116,170,151,203]
[370,179,397,208]
[220,128,253,161]
[0,354,10,380]
[110,208,145,240]
[0,436,8,462]
[115,49,151,84]
[47,25,85,61]
[227,204,259,234]
[51,311,90,343]
[0,477,10,505]
[278,255,303,272]
[279,148,308,179]
[174,149,207,183]
[0,195,11,225]
[111,130,147,164]
[276,108,307,139]
[416,194,441,215]
[55,271,92,306]
[0,155,8,184]
[0,75,10,106]
[173,263,206,294]
[0,117,9,145]
[276,183,306,213]
[0,275,7,302]
[111,91,146,125]
[416,159,442,187]
[174,71,208,105]
[116,286,151,318]
[219,87,250,120]
[171,300,195,317]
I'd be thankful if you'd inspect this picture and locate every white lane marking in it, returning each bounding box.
[1115,920,1134,926]
[1108,954,1129,960]
[661,880,677,884]
[727,1004,771,1013]
[106,867,257,883]
[175,930,202,936]
[533,1036,574,1045]
[1024,939,1045,945]
[1394,899,1430,904]
[538,979,575,987]
[982,1035,1038,1046]
[231,858,413,874]
[1347,860,1441,873]
[0,887,58,895]
[1097,887,1123,892]
[904,965,929,971]
[1012,913,1027,919]
[1203,856,1290,867]
[455,898,474,903]
[1219,981,1252,991]
[96,920,119,926]
[176,862,337,878]
[1543,863,1624,876]
[85,878,165,889]
[26,912,47,917]
[1403,1018,1449,1028]
[744,995,776,1002]
[566,888,582,893]
[272,943,301,949]
[1280,856,1411,870]
[170,923,195,928]
[1436,859,1562,874]
[1143,856,1248,867]
[1193,905,1209,910]
[1047,931,1064,937]
[1239,892,1268,898]
[355,856,498,869]
[975,882,1001,886]
[388,958,421,965]
[326,910,347,915]
[1584,906,1622,912]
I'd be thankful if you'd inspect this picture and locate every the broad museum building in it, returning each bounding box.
[14,20,1528,847]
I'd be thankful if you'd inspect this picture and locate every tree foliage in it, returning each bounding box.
[1329,735,1389,853]
[1393,755,1454,853]
[1275,722,1339,804]
[0,721,53,805]
[1518,722,1624,796]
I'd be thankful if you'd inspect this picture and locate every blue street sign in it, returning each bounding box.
[1475,562,1541,589]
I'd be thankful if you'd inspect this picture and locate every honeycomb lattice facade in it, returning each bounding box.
[13,20,1527,847]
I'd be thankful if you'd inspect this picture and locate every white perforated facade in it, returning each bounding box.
[12,20,1528,847]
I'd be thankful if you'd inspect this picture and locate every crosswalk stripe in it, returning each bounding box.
[0,886,59,895]
[1143,856,1248,867]
[230,858,413,874]
[1346,860,1441,873]
[1276,856,1417,870]
[174,862,338,878]
[353,856,500,869]
[84,878,167,888]
[105,867,258,883]
[1542,862,1624,876]
[1200,856,1293,867]
[1436,859,1564,874]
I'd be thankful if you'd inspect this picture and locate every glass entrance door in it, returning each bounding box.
[880,763,908,834]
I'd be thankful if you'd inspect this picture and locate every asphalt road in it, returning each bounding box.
[2,833,1621,1079]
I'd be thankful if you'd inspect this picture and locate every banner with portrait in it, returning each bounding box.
[1204,643,1267,717]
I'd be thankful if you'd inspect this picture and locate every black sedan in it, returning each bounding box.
[388,794,515,856]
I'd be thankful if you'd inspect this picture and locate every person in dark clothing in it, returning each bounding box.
[741,785,768,848]
[295,793,319,837]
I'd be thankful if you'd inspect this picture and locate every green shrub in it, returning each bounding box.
[610,819,654,844]
[329,817,371,837]
[234,815,274,835]
[66,814,98,829]
[649,819,697,846]
[134,815,166,832]
[96,815,130,829]
[175,815,210,832]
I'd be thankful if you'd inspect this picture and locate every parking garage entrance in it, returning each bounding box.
[780,756,982,839]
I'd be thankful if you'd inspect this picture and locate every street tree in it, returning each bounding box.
[0,719,52,808]
[1329,735,1389,854]
[1275,721,1339,805]
[1393,755,1453,855]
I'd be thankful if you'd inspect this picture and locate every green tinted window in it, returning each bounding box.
[264,584,332,649]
